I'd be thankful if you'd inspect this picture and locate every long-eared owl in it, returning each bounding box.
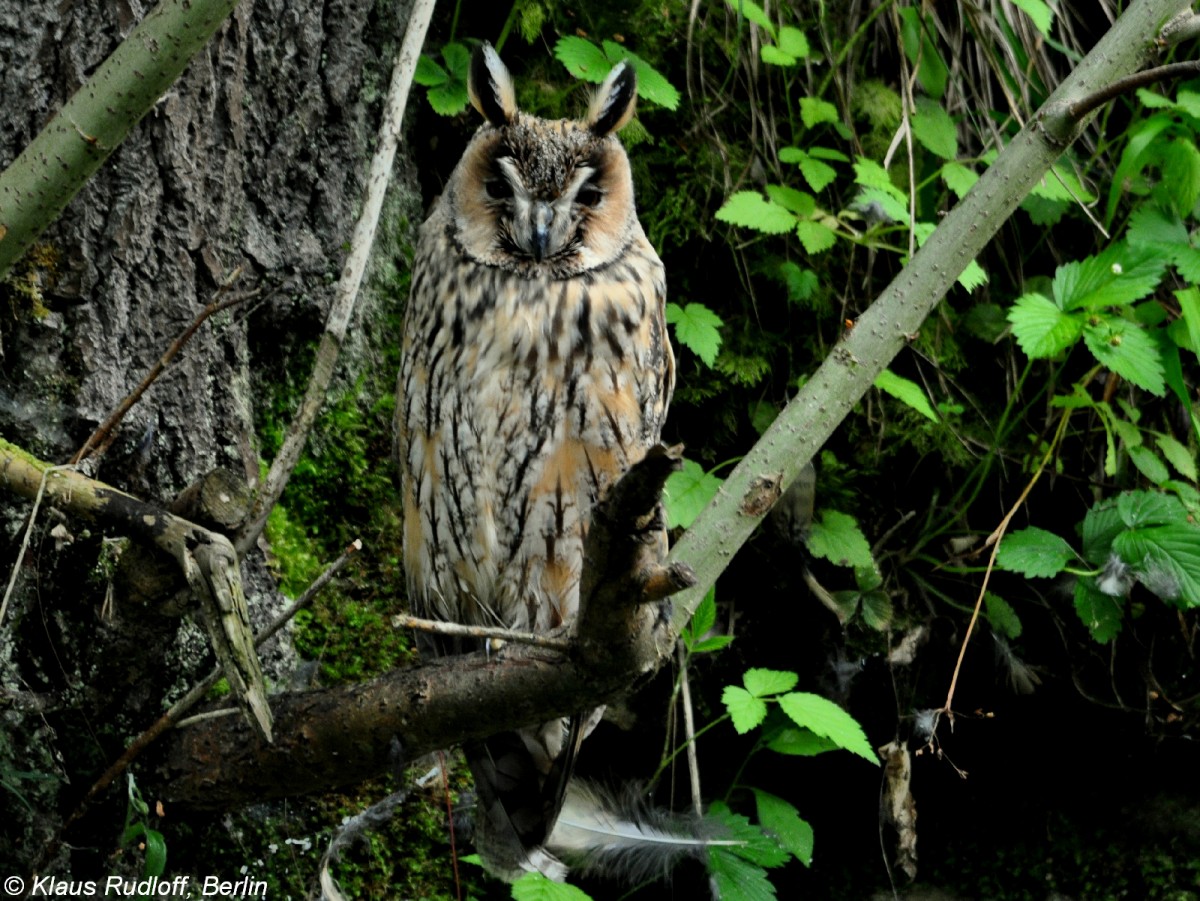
[394,44,674,878]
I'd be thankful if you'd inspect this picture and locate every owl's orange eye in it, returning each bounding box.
[486,179,513,200]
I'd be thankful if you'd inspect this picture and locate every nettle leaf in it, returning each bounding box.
[942,161,979,198]
[602,42,681,110]
[997,527,1076,577]
[1008,293,1083,358]
[716,191,798,234]
[797,153,838,193]
[1010,0,1054,36]
[666,302,723,367]
[708,848,777,901]
[1127,205,1189,249]
[419,45,471,116]
[1156,433,1199,482]
[554,35,611,83]
[874,369,938,422]
[778,260,818,303]
[1128,445,1170,485]
[512,872,592,901]
[753,790,815,866]
[911,96,957,160]
[723,686,768,734]
[1075,579,1124,643]
[1116,489,1188,528]
[765,184,815,216]
[744,668,799,697]
[1114,524,1200,606]
[800,96,840,129]
[985,593,1023,639]
[1030,163,1096,203]
[765,726,840,757]
[777,693,877,764]
[1054,244,1168,311]
[664,458,723,528]
[1082,316,1166,396]
[795,220,838,255]
[1082,498,1128,563]
[709,801,790,869]
[806,510,873,568]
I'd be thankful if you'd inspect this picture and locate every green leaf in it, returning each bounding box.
[708,847,778,901]
[744,668,799,697]
[664,458,723,528]
[666,302,724,368]
[911,97,957,160]
[778,692,877,763]
[1157,137,1200,218]
[753,790,815,866]
[414,55,449,86]
[427,82,470,116]
[761,45,797,66]
[781,150,839,193]
[1082,497,1128,563]
[142,828,167,878]
[806,510,874,568]
[442,43,471,80]
[716,191,798,234]
[1054,244,1168,311]
[1074,579,1124,642]
[795,220,838,255]
[1117,489,1187,528]
[1009,0,1054,36]
[765,184,815,216]
[874,369,938,422]
[723,686,768,734]
[898,7,948,99]
[941,161,979,198]
[779,261,818,303]
[601,42,681,110]
[1173,287,1200,358]
[709,801,791,868]
[958,259,989,292]
[1008,292,1083,358]
[689,586,717,637]
[1127,205,1189,249]
[1127,445,1170,485]
[725,0,776,39]
[554,36,611,83]
[1113,524,1200,606]
[996,527,1076,578]
[985,593,1023,639]
[1156,433,1198,482]
[859,590,894,631]
[1082,316,1166,396]
[512,872,593,901]
[765,725,840,756]
[808,146,850,162]
[778,26,810,59]
[800,96,840,129]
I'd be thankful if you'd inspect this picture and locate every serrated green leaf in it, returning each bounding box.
[1054,244,1167,311]
[1174,287,1200,357]
[1029,164,1095,202]
[601,43,681,110]
[1128,445,1170,485]
[725,0,776,39]
[911,97,957,160]
[1176,89,1200,120]
[512,872,593,901]
[958,259,989,292]
[795,220,838,255]
[859,591,893,631]
[898,7,948,99]
[942,161,979,198]
[874,369,938,421]
[761,44,797,66]
[778,26,810,59]
[414,54,449,86]
[744,668,799,697]
[853,157,899,193]
[1010,0,1053,36]
[708,847,778,901]
[716,191,798,234]
[778,693,877,763]
[709,801,791,868]
[1127,205,1189,249]
[442,42,471,80]
[427,82,470,116]
[1114,524,1200,606]
[808,146,850,162]
[692,635,735,654]
[1008,293,1083,358]
[765,184,815,216]
[1137,88,1175,108]
[1074,579,1124,642]
[997,527,1076,577]
[1082,316,1166,396]
[985,593,1023,639]
[1117,489,1187,528]
[689,586,717,637]
[723,685,768,734]
[765,725,840,756]
[1158,137,1200,218]
[963,302,1010,342]
[666,302,724,367]
[806,510,874,568]
[1022,193,1069,227]
[798,155,837,192]
[1156,433,1198,482]
[800,96,840,129]
[753,790,815,865]
[664,458,723,528]
[1082,498,1127,563]
[779,261,818,303]
[554,35,611,83]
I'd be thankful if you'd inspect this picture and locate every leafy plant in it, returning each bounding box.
[121,773,167,878]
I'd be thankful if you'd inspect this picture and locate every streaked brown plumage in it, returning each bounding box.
[394,44,674,879]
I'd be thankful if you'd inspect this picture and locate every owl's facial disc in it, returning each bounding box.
[493,156,602,263]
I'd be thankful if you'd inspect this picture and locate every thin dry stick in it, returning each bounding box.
[56,539,361,842]
[236,0,437,556]
[675,642,703,816]
[71,268,251,465]
[392,613,572,652]
[940,410,1073,723]
[0,464,71,628]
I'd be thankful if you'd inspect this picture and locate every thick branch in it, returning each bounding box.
[0,440,272,741]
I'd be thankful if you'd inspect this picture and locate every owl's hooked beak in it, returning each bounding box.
[531,201,554,261]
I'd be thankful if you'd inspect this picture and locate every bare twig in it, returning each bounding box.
[676,642,703,816]
[0,464,70,629]
[236,0,437,555]
[392,613,572,652]
[72,269,251,465]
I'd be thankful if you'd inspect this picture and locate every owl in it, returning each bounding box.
[394,43,674,880]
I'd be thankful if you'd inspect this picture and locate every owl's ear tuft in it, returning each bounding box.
[468,42,518,126]
[586,61,637,136]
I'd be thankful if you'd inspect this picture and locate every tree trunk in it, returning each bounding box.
[0,0,420,870]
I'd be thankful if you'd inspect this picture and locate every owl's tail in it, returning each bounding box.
[544,780,741,884]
